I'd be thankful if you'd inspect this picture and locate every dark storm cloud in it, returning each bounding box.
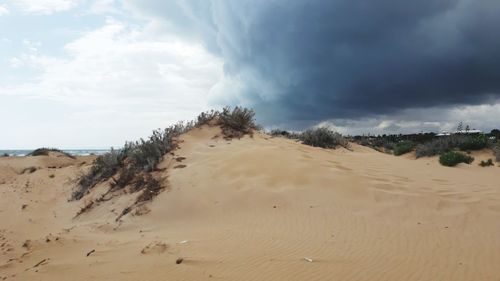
[127,0,500,127]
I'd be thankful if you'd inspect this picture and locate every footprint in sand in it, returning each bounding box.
[175,157,186,162]
[141,241,169,255]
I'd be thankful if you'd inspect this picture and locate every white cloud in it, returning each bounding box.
[90,0,120,15]
[0,5,9,16]
[7,39,42,68]
[0,20,223,148]
[12,0,80,14]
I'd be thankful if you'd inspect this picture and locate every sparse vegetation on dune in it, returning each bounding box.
[353,133,435,153]
[73,124,190,202]
[72,113,498,212]
[439,151,474,167]
[28,148,75,159]
[72,107,258,218]
[415,137,457,158]
[74,148,125,200]
[299,127,350,149]
[354,123,499,161]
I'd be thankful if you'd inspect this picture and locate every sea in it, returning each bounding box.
[0,149,110,157]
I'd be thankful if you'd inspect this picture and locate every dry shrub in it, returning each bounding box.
[217,107,258,139]
[135,175,163,204]
[479,159,494,167]
[28,148,75,159]
[269,129,301,139]
[416,134,488,158]
[73,148,125,200]
[196,110,219,126]
[299,127,349,149]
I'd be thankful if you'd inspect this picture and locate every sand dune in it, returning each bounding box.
[1,126,500,280]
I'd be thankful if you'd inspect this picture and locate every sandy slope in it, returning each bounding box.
[1,127,500,281]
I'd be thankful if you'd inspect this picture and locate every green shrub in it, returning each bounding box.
[439,151,474,167]
[299,127,349,149]
[393,141,415,156]
[479,159,494,167]
[28,148,75,159]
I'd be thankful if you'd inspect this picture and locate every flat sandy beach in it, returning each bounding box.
[1,125,500,280]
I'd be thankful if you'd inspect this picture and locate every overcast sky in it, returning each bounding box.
[1,0,499,148]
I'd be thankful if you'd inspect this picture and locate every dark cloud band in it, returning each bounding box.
[128,0,500,128]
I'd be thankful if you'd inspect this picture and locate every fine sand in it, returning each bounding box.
[1,126,500,280]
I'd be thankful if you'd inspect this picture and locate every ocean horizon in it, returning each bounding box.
[0,149,111,157]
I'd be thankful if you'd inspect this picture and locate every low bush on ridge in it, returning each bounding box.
[269,129,301,139]
[479,159,494,167]
[299,127,349,149]
[439,151,474,167]
[353,137,397,154]
[269,127,349,149]
[219,107,259,139]
[72,107,258,206]
[393,141,415,156]
[28,148,75,159]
